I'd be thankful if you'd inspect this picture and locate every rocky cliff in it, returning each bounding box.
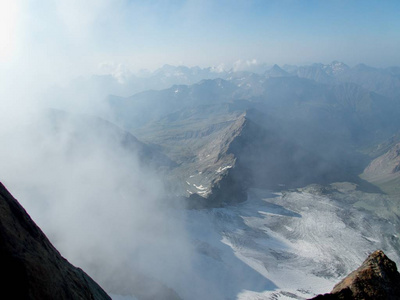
[310,250,400,300]
[0,182,111,300]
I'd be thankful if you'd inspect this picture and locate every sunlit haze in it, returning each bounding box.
[3,0,400,81]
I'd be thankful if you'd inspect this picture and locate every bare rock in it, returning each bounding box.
[0,182,111,300]
[310,250,400,299]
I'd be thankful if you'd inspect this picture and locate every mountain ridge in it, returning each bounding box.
[107,69,400,206]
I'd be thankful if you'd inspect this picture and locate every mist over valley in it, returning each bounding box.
[1,1,400,299]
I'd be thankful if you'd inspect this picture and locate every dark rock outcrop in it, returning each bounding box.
[310,250,400,300]
[0,182,111,300]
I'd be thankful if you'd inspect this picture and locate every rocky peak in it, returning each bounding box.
[311,250,400,299]
[265,64,290,78]
[323,61,349,76]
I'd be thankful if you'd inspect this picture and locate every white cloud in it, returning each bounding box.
[0,0,19,62]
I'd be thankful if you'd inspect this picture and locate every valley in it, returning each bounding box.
[2,62,400,300]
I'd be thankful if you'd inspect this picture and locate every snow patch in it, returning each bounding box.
[284,225,294,232]
[362,236,380,243]
[193,184,207,191]
[197,190,209,196]
[216,165,232,173]
[167,188,399,299]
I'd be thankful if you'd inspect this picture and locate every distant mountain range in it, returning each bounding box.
[102,62,400,206]
[38,61,400,206]
[3,61,400,299]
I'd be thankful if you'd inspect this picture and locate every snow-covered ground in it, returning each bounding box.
[146,186,400,300]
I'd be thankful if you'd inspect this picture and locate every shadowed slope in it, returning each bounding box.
[0,182,111,300]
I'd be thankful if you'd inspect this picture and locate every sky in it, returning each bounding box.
[0,0,399,116]
[1,0,400,82]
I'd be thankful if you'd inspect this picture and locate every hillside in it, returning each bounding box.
[361,142,400,195]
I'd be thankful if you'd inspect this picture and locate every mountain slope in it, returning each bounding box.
[134,103,371,207]
[105,62,400,206]
[361,142,400,194]
[47,109,174,169]
[133,105,247,207]
[289,61,400,99]
[311,250,400,300]
[0,182,111,300]
[108,78,239,129]
[107,74,400,205]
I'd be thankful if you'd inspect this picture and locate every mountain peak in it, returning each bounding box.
[323,61,349,75]
[265,64,290,77]
[311,250,400,299]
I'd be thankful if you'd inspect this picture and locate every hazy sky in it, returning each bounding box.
[1,1,399,297]
[1,0,400,82]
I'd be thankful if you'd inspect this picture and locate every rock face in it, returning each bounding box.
[0,182,111,300]
[310,250,400,300]
[361,142,400,194]
[363,143,400,179]
[134,106,346,208]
